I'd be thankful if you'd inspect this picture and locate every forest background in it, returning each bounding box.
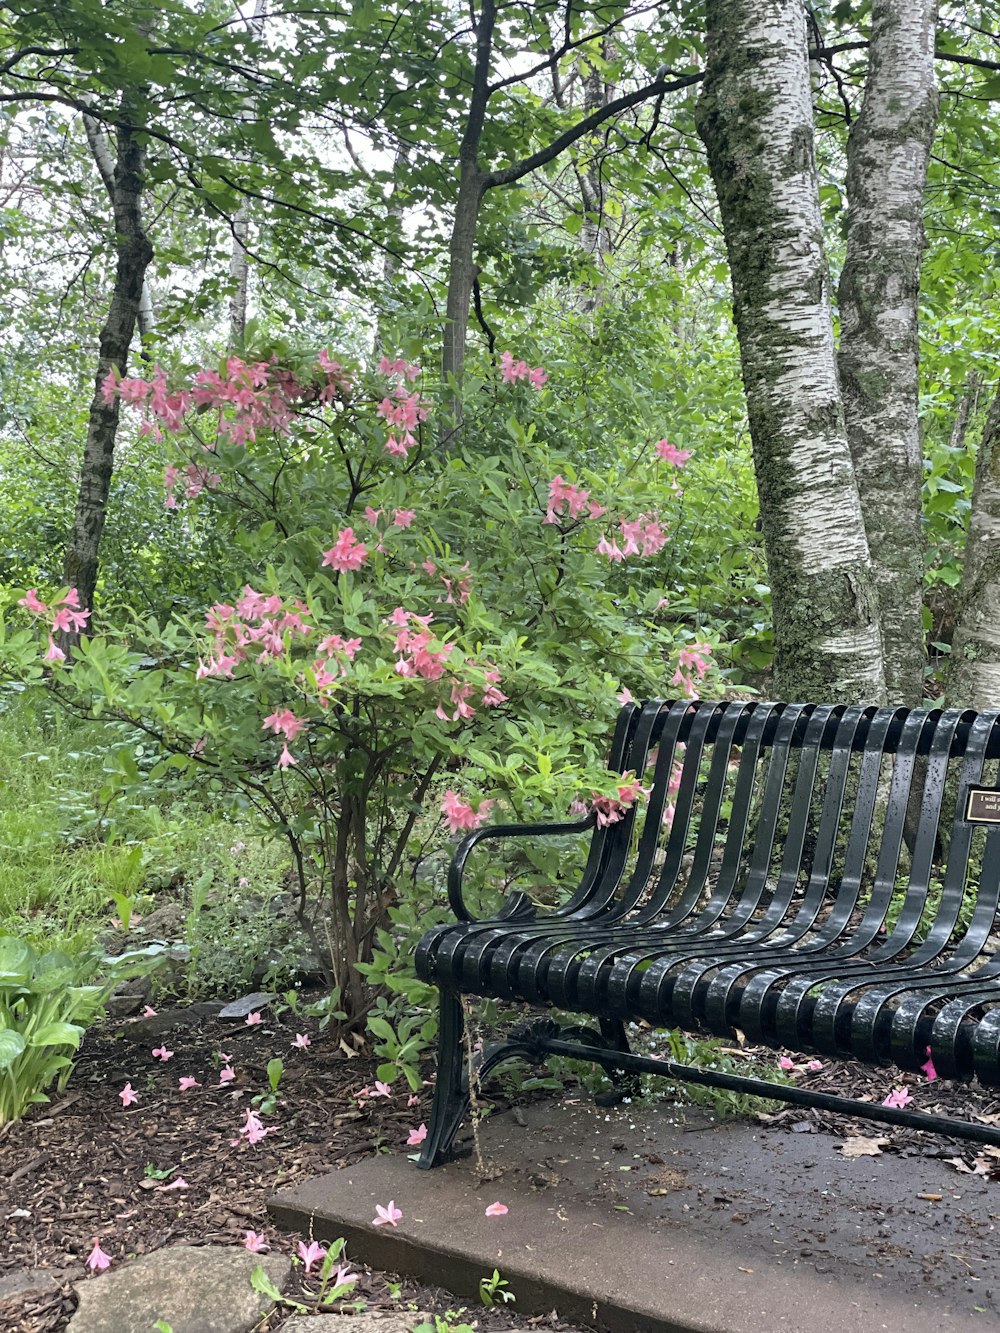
[1,0,1000,1075]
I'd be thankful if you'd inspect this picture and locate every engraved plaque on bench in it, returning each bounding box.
[965,787,1000,824]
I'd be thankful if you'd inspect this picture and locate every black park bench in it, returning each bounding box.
[414,699,1000,1168]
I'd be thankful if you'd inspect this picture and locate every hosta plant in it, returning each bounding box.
[0,935,164,1122]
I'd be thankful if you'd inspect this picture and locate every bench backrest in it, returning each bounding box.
[598,701,1000,949]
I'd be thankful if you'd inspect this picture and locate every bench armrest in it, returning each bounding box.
[447,814,598,923]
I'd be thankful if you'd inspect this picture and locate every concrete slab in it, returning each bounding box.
[270,1097,1000,1333]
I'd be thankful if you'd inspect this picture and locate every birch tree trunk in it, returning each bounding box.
[63,106,153,625]
[696,0,886,702]
[948,385,1000,706]
[227,0,267,348]
[837,0,939,706]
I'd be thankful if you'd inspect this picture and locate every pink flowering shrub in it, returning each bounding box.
[1,343,722,1025]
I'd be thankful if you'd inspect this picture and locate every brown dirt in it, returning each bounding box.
[0,1004,582,1332]
[4,1003,1000,1331]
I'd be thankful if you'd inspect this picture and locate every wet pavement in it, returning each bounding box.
[271,1093,1000,1331]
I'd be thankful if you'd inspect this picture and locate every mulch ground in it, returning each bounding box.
[0,1002,579,1332]
[3,1001,1000,1331]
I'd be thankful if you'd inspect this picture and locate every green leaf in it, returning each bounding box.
[0,1029,26,1069]
[28,1022,85,1049]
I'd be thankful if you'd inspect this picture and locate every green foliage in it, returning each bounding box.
[0,349,728,1026]
[479,1269,515,1308]
[413,1315,476,1333]
[0,934,164,1122]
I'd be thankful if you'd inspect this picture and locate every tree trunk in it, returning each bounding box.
[63,107,153,623]
[83,113,155,349]
[227,0,267,349]
[947,385,1000,706]
[441,163,487,402]
[837,0,939,706]
[696,0,886,702]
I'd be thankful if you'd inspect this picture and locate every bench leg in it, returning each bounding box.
[417,988,469,1170]
[593,1017,641,1107]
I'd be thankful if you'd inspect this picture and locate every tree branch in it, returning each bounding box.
[485,71,702,189]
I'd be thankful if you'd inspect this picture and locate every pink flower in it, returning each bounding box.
[364,506,382,524]
[407,1094,420,1107]
[245,1011,262,1026]
[882,1087,913,1108]
[596,534,625,562]
[616,688,635,705]
[219,1066,236,1085]
[293,1033,311,1049]
[50,603,90,633]
[378,355,421,382]
[805,1060,823,1072]
[372,1080,392,1098]
[244,1230,270,1253]
[236,1108,276,1146]
[18,589,48,615]
[142,1005,158,1018]
[441,790,493,834]
[119,1083,138,1107]
[778,1056,795,1071]
[152,1046,173,1062]
[297,1240,327,1273]
[485,1201,509,1217]
[277,744,297,770]
[373,1200,402,1227]
[262,708,307,741]
[655,438,692,466]
[44,636,66,663]
[393,509,416,528]
[86,1240,112,1272]
[407,1123,428,1146]
[155,1176,189,1192]
[178,1076,201,1091]
[321,527,368,573]
[921,1046,937,1081]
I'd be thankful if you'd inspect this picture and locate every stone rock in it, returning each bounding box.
[0,1269,60,1301]
[218,991,276,1019]
[281,1316,430,1333]
[118,1000,224,1041]
[69,1245,292,1333]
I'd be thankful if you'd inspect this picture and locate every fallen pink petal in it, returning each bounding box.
[372,1080,392,1097]
[882,1087,913,1108]
[142,1005,158,1018]
[155,1177,189,1192]
[778,1056,795,1071]
[806,1060,823,1072]
[373,1200,402,1227]
[85,1241,112,1273]
[244,1230,270,1253]
[406,1123,427,1146]
[151,1045,174,1062]
[485,1201,509,1217]
[921,1046,938,1082]
[297,1239,327,1273]
[119,1082,138,1107]
[178,1076,201,1091]
[292,1033,311,1049]
[218,1066,236,1085]
[245,1011,262,1027]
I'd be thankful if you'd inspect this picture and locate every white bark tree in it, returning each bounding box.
[838,0,940,706]
[696,0,886,702]
[948,386,1000,706]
